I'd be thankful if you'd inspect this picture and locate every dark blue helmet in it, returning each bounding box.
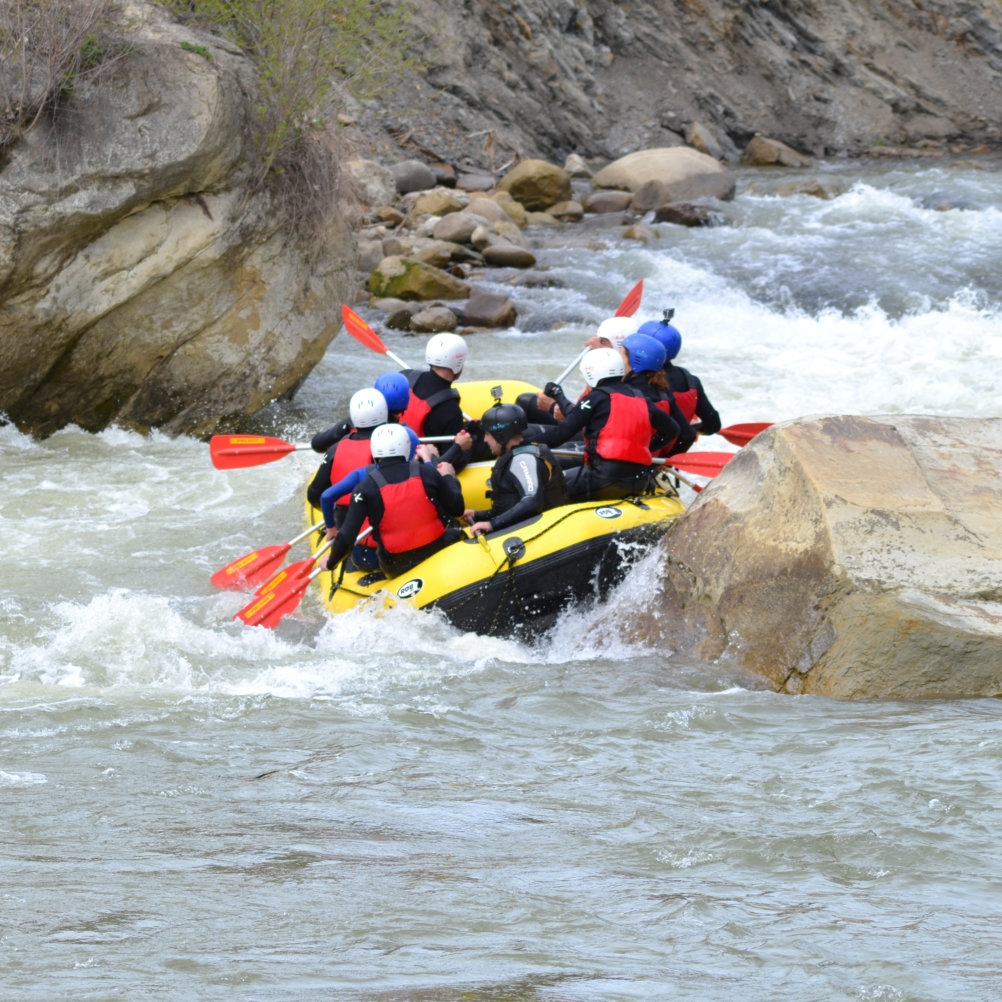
[621,333,667,373]
[638,320,682,360]
[374,371,410,412]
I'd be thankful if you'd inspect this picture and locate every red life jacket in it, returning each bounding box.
[671,367,699,422]
[400,370,460,436]
[329,433,373,504]
[588,386,653,466]
[369,462,446,553]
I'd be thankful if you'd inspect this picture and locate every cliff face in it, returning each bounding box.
[349,0,1002,167]
[0,4,356,438]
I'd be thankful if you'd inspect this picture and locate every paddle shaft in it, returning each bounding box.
[556,348,589,387]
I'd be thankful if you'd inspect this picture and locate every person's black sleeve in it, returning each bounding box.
[543,382,574,419]
[438,442,468,471]
[648,401,680,455]
[667,396,696,453]
[307,453,333,508]
[487,454,546,532]
[525,403,590,448]
[692,376,721,436]
[423,466,466,517]
[311,419,351,453]
[422,401,465,437]
[325,489,370,569]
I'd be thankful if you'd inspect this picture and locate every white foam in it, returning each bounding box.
[0,770,47,786]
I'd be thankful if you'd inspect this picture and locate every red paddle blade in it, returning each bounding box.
[235,575,310,628]
[665,451,735,476]
[719,422,773,447]
[614,280,643,318]
[253,557,314,597]
[210,435,297,470]
[342,305,389,354]
[211,543,290,590]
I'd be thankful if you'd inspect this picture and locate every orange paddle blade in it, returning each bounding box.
[210,435,298,470]
[234,578,309,628]
[211,544,289,590]
[665,451,734,476]
[253,557,314,597]
[614,280,643,318]
[719,422,772,447]
[342,305,388,354]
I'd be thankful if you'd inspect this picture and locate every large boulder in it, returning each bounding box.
[621,416,1002,699]
[592,147,735,201]
[392,160,436,194]
[462,288,517,328]
[496,159,572,210]
[367,256,470,300]
[346,159,396,207]
[0,4,355,437]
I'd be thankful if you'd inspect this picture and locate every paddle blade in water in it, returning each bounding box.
[614,280,643,318]
[719,422,773,447]
[342,305,388,354]
[210,435,297,470]
[210,544,290,590]
[234,575,311,628]
[253,557,314,598]
[665,451,734,476]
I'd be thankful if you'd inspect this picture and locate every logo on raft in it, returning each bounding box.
[594,506,622,519]
[397,578,424,599]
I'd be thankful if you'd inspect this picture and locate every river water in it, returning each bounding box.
[3,159,1002,1000]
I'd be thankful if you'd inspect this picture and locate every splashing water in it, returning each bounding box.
[2,160,1002,1000]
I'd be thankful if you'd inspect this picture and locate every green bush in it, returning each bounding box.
[180,39,212,60]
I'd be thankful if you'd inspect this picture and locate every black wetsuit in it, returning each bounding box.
[527,378,680,501]
[311,419,352,454]
[664,363,721,436]
[623,371,696,454]
[326,456,466,576]
[472,443,568,532]
[404,369,465,436]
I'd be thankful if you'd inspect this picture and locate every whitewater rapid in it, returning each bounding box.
[2,158,1002,1000]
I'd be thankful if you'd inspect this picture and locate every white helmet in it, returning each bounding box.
[425,332,468,375]
[580,347,625,388]
[349,388,388,429]
[370,423,411,460]
[595,316,638,348]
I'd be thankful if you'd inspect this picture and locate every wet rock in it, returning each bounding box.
[357,238,385,273]
[381,236,411,257]
[654,203,713,227]
[392,159,436,194]
[919,190,983,211]
[777,179,837,199]
[456,172,495,191]
[685,121,724,161]
[413,245,453,269]
[494,194,528,227]
[630,180,669,213]
[548,200,584,221]
[621,415,1002,699]
[470,225,496,251]
[367,256,470,300]
[581,211,634,229]
[433,212,480,243]
[370,297,413,313]
[495,219,531,249]
[462,288,517,327]
[463,198,511,225]
[482,244,537,268]
[622,222,658,242]
[496,159,572,210]
[564,153,593,178]
[581,190,634,213]
[510,272,565,289]
[376,206,405,226]
[386,308,416,330]
[409,306,458,333]
[526,211,558,225]
[412,188,464,217]
[593,147,735,201]
[450,245,485,265]
[743,135,813,167]
[347,159,397,207]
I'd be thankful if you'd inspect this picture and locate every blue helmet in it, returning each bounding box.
[621,333,667,374]
[638,320,681,360]
[374,371,410,412]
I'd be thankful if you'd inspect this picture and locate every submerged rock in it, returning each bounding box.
[625,415,1002,699]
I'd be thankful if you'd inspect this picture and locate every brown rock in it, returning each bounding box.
[495,219,530,248]
[411,188,464,217]
[622,222,658,242]
[743,135,813,167]
[496,158,572,210]
[463,198,511,225]
[613,415,1002,700]
[777,179,837,199]
[376,206,405,226]
[409,306,458,333]
[630,180,669,213]
[381,236,410,257]
[462,288,517,328]
[367,256,470,300]
[525,211,558,225]
[684,121,724,161]
[654,203,712,226]
[548,200,584,221]
[497,198,528,227]
[581,190,634,214]
[482,244,537,268]
[592,147,735,201]
[413,245,453,269]
[433,212,480,244]
[386,309,415,330]
[580,211,633,229]
[563,153,592,178]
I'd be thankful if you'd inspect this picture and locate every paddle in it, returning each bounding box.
[664,451,734,476]
[210,521,324,590]
[209,433,456,470]
[718,422,772,447]
[342,305,410,368]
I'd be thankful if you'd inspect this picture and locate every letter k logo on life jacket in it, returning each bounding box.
[353,492,363,503]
